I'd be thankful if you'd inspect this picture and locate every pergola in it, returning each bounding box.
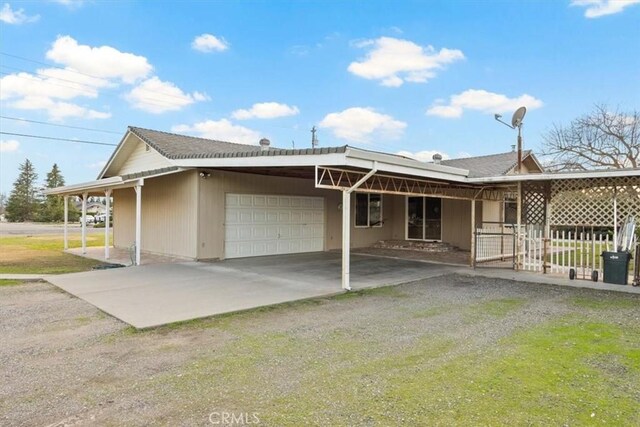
[314,163,640,289]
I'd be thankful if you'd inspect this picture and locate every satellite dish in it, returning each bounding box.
[511,106,527,128]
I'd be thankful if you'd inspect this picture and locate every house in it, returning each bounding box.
[46,126,639,289]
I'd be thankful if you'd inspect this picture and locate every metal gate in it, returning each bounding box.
[474,222,517,269]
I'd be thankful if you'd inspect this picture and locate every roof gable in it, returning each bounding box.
[441,150,543,178]
[99,132,173,178]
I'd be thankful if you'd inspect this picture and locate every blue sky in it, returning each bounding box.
[1,0,639,193]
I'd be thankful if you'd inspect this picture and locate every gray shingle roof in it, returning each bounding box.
[440,150,534,178]
[129,126,347,159]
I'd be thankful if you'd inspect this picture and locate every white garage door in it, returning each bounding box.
[224,194,325,259]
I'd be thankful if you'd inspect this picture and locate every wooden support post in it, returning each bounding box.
[341,191,351,290]
[470,199,476,268]
[63,195,69,250]
[134,184,142,266]
[104,189,112,260]
[516,182,522,271]
[81,192,87,254]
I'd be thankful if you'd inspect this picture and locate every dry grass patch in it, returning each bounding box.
[0,233,110,274]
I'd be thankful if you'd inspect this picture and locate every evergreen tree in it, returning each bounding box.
[5,159,41,222]
[38,163,71,222]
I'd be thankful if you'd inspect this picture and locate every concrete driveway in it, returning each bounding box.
[47,252,453,328]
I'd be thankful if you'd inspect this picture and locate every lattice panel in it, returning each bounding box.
[550,176,640,226]
[522,182,548,225]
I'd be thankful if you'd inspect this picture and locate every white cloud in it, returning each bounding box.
[87,160,107,169]
[125,76,209,114]
[231,102,300,120]
[0,139,20,152]
[426,89,543,119]
[347,37,464,87]
[46,35,152,84]
[10,96,110,120]
[192,33,229,52]
[397,150,450,162]
[0,69,106,102]
[0,3,39,24]
[51,0,85,8]
[319,107,407,143]
[172,119,261,145]
[571,0,640,18]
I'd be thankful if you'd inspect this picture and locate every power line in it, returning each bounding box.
[0,116,121,135]
[0,132,117,147]
[0,51,201,103]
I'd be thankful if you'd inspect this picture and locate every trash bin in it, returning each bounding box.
[601,251,632,285]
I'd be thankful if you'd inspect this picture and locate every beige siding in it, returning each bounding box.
[112,171,198,258]
[117,136,172,176]
[197,170,395,260]
[440,199,481,251]
[482,200,502,223]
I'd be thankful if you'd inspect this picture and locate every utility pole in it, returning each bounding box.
[311,126,319,149]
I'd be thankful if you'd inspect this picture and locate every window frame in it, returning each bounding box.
[503,197,518,225]
[354,193,383,228]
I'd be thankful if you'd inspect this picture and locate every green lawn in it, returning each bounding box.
[0,233,111,274]
[139,288,640,426]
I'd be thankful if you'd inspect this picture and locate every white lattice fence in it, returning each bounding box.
[549,177,640,227]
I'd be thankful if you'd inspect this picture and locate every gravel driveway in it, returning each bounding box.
[1,276,639,426]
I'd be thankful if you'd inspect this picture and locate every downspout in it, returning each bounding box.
[342,161,378,291]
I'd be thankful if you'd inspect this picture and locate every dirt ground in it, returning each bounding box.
[1,276,639,426]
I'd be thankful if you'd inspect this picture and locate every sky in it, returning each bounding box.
[1,0,639,194]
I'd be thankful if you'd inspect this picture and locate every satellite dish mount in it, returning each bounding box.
[494,106,527,173]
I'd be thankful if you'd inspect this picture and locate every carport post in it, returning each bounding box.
[342,190,351,290]
[81,192,87,254]
[134,183,142,266]
[341,161,378,291]
[470,199,476,267]
[63,195,69,250]
[104,189,112,260]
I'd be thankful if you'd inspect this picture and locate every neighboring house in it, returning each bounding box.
[46,126,639,288]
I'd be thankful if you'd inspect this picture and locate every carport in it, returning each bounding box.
[47,252,453,328]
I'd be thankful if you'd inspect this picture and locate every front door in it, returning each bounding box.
[407,196,442,241]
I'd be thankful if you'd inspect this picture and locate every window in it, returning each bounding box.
[355,193,383,227]
[504,197,517,224]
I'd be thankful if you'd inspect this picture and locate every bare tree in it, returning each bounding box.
[542,105,638,171]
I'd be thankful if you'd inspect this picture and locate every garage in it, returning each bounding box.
[224,193,325,259]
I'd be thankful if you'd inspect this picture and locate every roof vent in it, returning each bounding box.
[432,153,443,164]
[259,138,270,151]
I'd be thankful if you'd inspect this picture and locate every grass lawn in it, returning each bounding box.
[2,275,639,425]
[0,233,110,274]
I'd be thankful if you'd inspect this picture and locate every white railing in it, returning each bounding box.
[522,229,637,281]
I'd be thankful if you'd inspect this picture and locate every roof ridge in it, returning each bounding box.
[442,149,531,162]
[128,125,278,150]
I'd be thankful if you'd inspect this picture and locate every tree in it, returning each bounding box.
[542,105,638,171]
[0,193,6,216]
[5,159,41,222]
[38,163,77,222]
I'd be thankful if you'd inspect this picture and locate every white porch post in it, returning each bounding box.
[342,190,351,290]
[63,195,69,250]
[81,192,87,254]
[134,183,142,266]
[516,182,522,271]
[613,186,618,251]
[104,189,112,260]
[470,199,476,268]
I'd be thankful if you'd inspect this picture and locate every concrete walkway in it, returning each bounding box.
[465,268,640,294]
[0,274,51,281]
[47,252,453,329]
